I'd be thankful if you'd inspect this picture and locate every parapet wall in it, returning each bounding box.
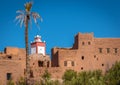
[4,47,25,56]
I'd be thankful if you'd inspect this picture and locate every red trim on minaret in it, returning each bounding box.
[31,35,46,55]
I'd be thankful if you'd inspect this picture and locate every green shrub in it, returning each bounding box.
[7,79,14,85]
[62,69,77,82]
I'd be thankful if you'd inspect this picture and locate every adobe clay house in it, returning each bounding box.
[0,32,120,84]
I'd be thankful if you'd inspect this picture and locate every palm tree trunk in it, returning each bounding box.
[25,15,30,85]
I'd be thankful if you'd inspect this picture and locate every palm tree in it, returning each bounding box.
[15,1,42,84]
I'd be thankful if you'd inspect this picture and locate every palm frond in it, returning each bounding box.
[15,17,22,26]
[31,12,43,23]
[20,17,24,27]
[15,13,25,27]
[31,12,42,29]
[16,10,25,14]
[15,2,42,28]
[16,14,24,20]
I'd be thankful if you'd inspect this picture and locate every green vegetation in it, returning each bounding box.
[7,79,14,85]
[42,70,51,81]
[41,69,51,85]
[105,61,120,85]
[62,61,120,85]
[16,77,25,85]
[7,61,120,85]
[62,69,105,85]
[62,69,77,82]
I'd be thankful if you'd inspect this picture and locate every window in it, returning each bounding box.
[114,48,118,53]
[102,64,104,66]
[106,48,110,53]
[81,56,84,60]
[94,55,96,58]
[81,67,83,70]
[7,73,12,80]
[8,56,12,59]
[47,61,49,67]
[38,61,43,67]
[88,42,91,45]
[99,48,102,53]
[64,61,67,66]
[71,61,74,66]
[82,42,85,45]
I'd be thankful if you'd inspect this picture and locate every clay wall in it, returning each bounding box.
[0,47,26,84]
[51,32,120,74]
[0,32,120,84]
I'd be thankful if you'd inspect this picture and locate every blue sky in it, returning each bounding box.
[0,0,120,55]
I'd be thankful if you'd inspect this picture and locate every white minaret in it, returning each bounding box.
[31,35,46,55]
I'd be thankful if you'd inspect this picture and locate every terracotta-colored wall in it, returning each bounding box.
[0,32,120,84]
[0,47,26,85]
[51,32,120,74]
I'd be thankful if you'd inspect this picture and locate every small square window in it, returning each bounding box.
[7,73,12,80]
[102,64,104,66]
[99,48,102,53]
[114,48,118,53]
[82,42,85,45]
[81,67,83,70]
[88,42,91,45]
[71,61,74,66]
[8,56,12,59]
[81,56,84,60]
[106,48,110,53]
[38,61,43,67]
[64,61,67,66]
